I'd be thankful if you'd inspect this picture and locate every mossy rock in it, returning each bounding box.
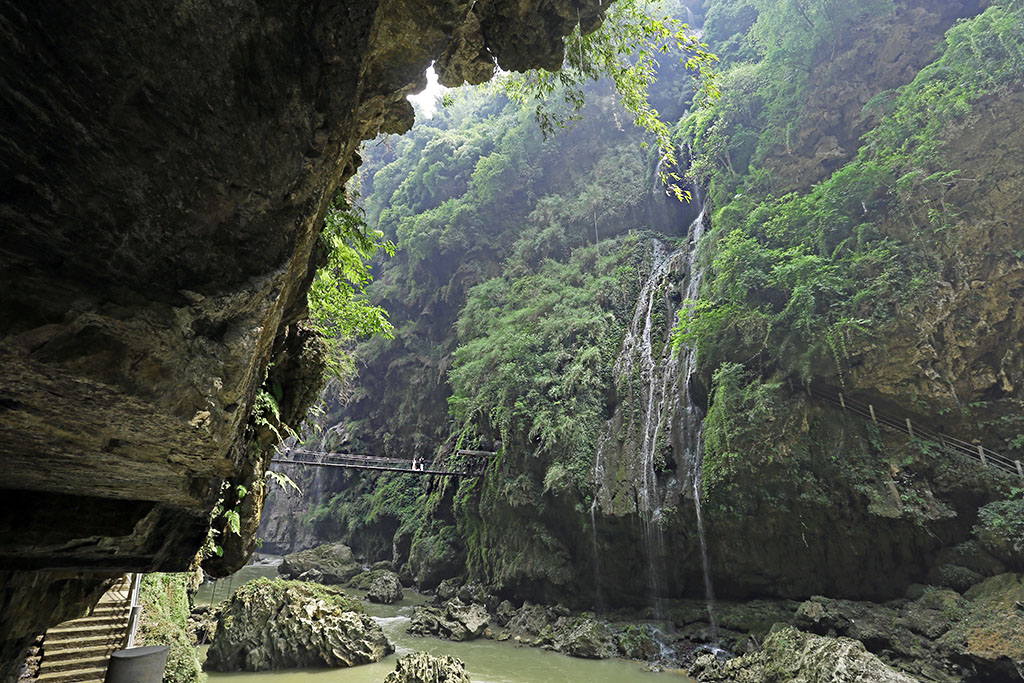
[690,627,918,682]
[205,578,389,671]
[383,652,471,683]
[278,542,362,584]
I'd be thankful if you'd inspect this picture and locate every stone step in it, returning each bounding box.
[44,634,122,652]
[40,655,109,674]
[36,666,107,683]
[56,615,127,629]
[88,605,129,619]
[46,622,126,639]
[43,644,117,663]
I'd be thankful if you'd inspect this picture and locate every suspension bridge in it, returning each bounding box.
[270,447,495,477]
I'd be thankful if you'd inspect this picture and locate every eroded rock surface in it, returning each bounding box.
[278,542,362,585]
[409,600,490,641]
[690,627,920,683]
[204,578,390,671]
[366,571,404,604]
[383,652,471,683]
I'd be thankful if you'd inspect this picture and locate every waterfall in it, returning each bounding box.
[675,193,722,645]
[591,238,685,620]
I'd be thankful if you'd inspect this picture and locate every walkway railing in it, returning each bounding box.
[270,447,493,477]
[809,386,1023,478]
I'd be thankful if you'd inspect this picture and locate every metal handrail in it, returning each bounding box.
[270,446,494,477]
[809,386,1022,477]
[123,573,143,649]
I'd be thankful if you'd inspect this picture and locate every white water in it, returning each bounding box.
[590,174,718,648]
[675,186,720,641]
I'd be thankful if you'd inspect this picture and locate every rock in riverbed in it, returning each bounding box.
[383,652,472,683]
[367,570,405,604]
[278,542,363,584]
[205,578,392,671]
[409,599,490,641]
[690,626,919,682]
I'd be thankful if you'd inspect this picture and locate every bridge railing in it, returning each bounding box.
[809,386,1022,478]
[270,446,492,477]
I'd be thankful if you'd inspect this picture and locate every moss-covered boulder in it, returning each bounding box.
[409,600,489,641]
[278,542,362,584]
[936,574,1024,681]
[383,652,471,683]
[204,578,392,671]
[553,617,617,659]
[973,499,1024,570]
[367,571,404,604]
[690,627,919,682]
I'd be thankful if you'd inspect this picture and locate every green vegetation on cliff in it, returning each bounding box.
[284,0,1024,611]
[677,0,1024,463]
[137,573,203,683]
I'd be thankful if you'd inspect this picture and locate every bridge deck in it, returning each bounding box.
[270,447,492,477]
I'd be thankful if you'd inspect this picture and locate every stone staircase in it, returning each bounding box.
[35,575,140,683]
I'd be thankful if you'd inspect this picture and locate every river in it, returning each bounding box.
[198,563,695,683]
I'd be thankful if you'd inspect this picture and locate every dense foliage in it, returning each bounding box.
[308,193,394,383]
[291,0,1023,604]
[137,573,203,683]
[676,0,1024,385]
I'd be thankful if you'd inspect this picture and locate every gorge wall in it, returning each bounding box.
[266,0,1024,625]
[0,0,613,678]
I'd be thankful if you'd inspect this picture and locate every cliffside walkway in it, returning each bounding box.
[35,574,142,683]
[810,386,1023,478]
[270,447,494,477]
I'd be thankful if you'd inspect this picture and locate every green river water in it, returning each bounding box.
[198,564,696,683]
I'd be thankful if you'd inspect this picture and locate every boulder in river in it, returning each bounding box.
[367,571,404,604]
[278,542,362,584]
[553,617,617,659]
[409,599,490,641]
[204,578,393,671]
[690,626,919,682]
[383,652,472,683]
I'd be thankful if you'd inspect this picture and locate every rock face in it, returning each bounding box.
[383,652,471,683]
[278,542,362,584]
[690,627,920,683]
[409,600,490,641]
[0,0,610,675]
[204,578,391,671]
[366,571,404,604]
[795,575,1024,682]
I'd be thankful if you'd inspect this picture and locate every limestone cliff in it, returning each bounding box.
[0,0,611,678]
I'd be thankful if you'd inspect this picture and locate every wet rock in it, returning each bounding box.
[937,574,1024,681]
[188,604,220,644]
[494,600,516,626]
[616,624,660,660]
[690,627,919,682]
[383,652,471,683]
[456,581,498,611]
[278,543,361,585]
[409,599,490,641]
[205,578,392,671]
[372,560,396,572]
[502,602,557,638]
[436,578,461,602]
[367,571,404,604]
[553,617,617,659]
[793,577,1024,682]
